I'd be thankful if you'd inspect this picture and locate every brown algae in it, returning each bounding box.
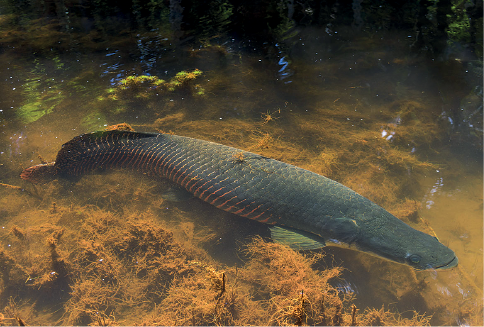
[0,194,439,326]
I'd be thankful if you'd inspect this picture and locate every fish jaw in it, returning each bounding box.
[428,255,458,270]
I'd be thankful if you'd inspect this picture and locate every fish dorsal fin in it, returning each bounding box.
[77,130,156,147]
[269,226,326,250]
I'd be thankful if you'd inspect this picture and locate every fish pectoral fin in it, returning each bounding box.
[328,218,360,244]
[269,226,326,250]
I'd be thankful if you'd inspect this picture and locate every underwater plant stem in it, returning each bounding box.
[0,182,42,199]
[351,304,358,326]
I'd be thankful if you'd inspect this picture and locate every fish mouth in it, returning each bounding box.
[433,256,458,270]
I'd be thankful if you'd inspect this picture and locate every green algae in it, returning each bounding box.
[106,69,204,101]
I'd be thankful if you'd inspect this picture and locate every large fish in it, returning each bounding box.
[20,130,458,270]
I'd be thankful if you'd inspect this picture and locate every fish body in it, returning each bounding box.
[21,130,458,270]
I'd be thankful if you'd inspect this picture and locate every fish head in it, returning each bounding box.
[356,214,458,270]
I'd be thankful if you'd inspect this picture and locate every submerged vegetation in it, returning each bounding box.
[0,194,435,325]
[105,69,204,101]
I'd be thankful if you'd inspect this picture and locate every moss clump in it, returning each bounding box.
[108,69,204,100]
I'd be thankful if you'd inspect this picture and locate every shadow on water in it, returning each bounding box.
[0,0,482,325]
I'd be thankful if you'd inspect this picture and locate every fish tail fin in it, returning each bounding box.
[54,130,157,177]
[20,162,57,184]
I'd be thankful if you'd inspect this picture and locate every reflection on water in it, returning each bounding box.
[424,174,445,210]
[0,1,482,325]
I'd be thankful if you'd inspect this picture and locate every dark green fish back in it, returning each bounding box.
[53,130,367,232]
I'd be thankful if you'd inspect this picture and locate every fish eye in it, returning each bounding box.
[408,254,421,264]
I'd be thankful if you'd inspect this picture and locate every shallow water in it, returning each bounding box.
[0,7,482,326]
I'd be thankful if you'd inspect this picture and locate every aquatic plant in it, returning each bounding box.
[115,75,165,98]
[107,69,204,100]
[174,69,203,83]
[0,181,440,326]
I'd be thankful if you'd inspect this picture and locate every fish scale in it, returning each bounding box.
[20,129,458,270]
[55,131,324,225]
